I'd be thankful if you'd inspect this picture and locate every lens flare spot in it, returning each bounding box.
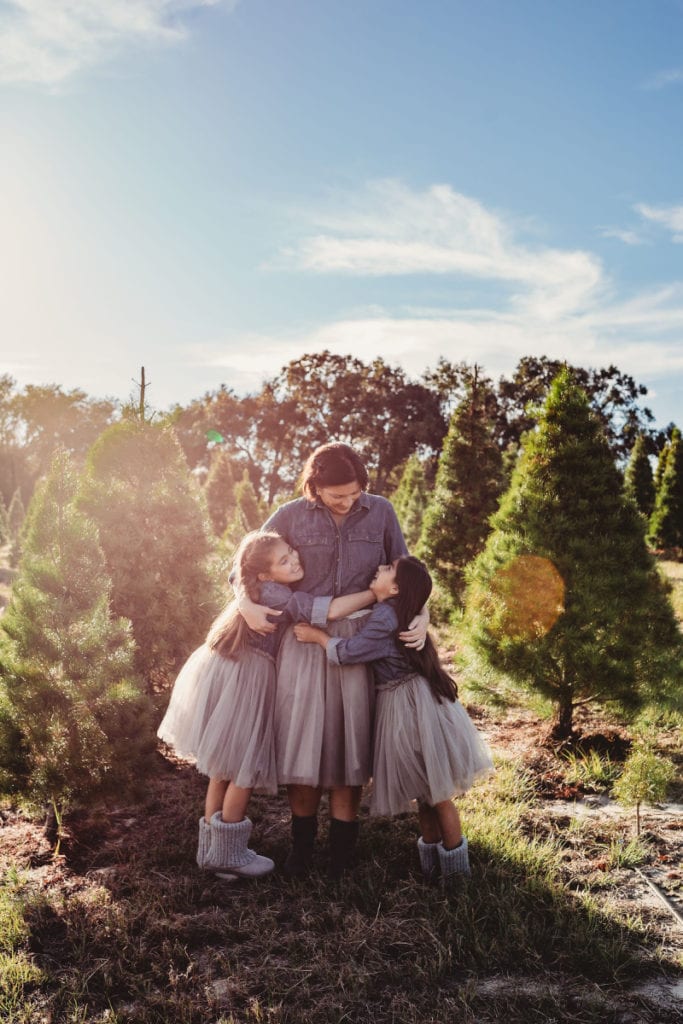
[490,555,565,640]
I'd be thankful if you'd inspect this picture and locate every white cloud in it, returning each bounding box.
[281,180,606,323]
[0,0,233,85]
[642,68,683,90]
[599,227,645,246]
[635,202,683,243]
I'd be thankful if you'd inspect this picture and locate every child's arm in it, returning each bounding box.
[294,604,396,665]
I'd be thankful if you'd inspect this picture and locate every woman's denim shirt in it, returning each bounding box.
[264,494,407,603]
[326,601,413,684]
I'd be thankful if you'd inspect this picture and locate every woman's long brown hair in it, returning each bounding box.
[207,531,284,660]
[393,557,457,704]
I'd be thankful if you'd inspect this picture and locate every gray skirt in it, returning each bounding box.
[370,673,494,816]
[157,644,277,793]
[275,614,374,788]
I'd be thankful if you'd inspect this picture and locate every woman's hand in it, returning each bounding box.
[399,606,429,650]
[239,597,282,636]
[294,623,329,647]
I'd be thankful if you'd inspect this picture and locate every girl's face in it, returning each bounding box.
[370,561,399,601]
[316,479,362,517]
[261,540,304,584]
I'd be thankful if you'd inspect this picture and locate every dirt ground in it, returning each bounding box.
[1,703,682,1023]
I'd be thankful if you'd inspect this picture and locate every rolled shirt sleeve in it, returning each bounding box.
[324,604,398,665]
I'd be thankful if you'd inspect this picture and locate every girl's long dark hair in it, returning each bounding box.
[393,557,457,704]
[207,531,284,660]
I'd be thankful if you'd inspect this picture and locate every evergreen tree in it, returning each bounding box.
[624,434,655,518]
[7,487,25,567]
[204,450,237,536]
[462,370,683,738]
[223,470,265,551]
[0,492,9,545]
[418,367,504,604]
[653,437,671,495]
[648,427,683,550]
[391,455,430,549]
[79,421,220,694]
[0,451,152,819]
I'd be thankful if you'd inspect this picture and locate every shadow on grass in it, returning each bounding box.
[9,762,678,1024]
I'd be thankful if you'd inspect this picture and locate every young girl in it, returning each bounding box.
[157,530,375,879]
[294,556,493,882]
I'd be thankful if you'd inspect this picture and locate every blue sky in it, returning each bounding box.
[1,0,683,428]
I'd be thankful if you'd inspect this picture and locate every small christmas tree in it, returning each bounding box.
[0,451,152,831]
[419,367,504,605]
[648,427,683,551]
[624,434,655,519]
[0,493,9,545]
[79,421,220,695]
[223,470,265,552]
[391,455,430,549]
[613,741,676,835]
[7,488,25,568]
[204,450,237,536]
[463,370,683,738]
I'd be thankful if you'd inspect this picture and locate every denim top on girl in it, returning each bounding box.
[325,601,412,684]
[248,581,330,660]
[264,494,407,614]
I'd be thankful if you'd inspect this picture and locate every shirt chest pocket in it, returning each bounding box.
[345,528,384,574]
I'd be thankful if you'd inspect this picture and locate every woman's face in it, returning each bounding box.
[316,479,362,517]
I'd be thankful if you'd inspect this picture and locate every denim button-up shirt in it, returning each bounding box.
[264,493,407,601]
[326,601,413,684]
[247,581,329,659]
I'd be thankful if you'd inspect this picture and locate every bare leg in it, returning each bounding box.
[287,783,323,817]
[418,802,441,843]
[205,778,228,822]
[222,783,253,823]
[329,785,362,822]
[434,799,463,849]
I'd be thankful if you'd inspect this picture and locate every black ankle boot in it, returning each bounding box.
[328,818,360,879]
[283,814,318,878]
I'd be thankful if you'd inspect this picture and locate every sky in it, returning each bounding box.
[1,0,683,429]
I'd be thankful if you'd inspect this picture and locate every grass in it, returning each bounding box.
[0,754,678,1024]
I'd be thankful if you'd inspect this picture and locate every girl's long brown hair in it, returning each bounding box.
[207,531,284,660]
[393,556,457,704]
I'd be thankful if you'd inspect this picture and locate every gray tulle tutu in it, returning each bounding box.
[157,645,277,793]
[275,614,374,788]
[370,673,494,816]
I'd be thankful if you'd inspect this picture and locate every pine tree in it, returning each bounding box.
[624,434,655,519]
[7,488,25,567]
[223,469,265,550]
[0,451,152,820]
[418,368,504,605]
[462,370,683,738]
[0,493,9,545]
[648,427,683,550]
[204,450,237,536]
[79,421,220,694]
[391,455,430,549]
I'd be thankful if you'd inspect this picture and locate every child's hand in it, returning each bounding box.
[294,623,327,646]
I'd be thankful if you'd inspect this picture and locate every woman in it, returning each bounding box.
[237,442,427,878]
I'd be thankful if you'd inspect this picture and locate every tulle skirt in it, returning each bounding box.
[275,614,374,788]
[157,644,277,792]
[370,673,494,816]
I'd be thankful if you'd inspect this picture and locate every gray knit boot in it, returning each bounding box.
[196,817,212,869]
[417,836,440,883]
[206,813,275,878]
[437,836,470,881]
